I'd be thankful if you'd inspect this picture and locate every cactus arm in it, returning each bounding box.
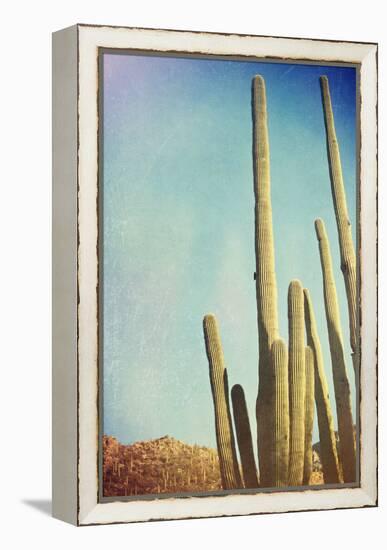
[303,346,315,485]
[203,314,242,489]
[320,76,357,376]
[231,384,259,488]
[287,280,306,486]
[315,219,356,482]
[303,288,341,483]
[270,339,290,487]
[252,74,279,487]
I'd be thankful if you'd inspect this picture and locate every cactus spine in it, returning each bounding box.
[315,219,356,482]
[320,76,357,376]
[252,74,279,486]
[303,346,315,485]
[231,384,259,488]
[203,314,242,489]
[287,280,306,486]
[304,288,341,483]
[270,339,290,486]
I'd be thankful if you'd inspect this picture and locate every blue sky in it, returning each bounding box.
[101,52,357,451]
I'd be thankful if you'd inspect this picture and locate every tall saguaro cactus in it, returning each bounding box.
[304,288,341,484]
[231,384,259,488]
[315,219,356,482]
[270,339,290,487]
[287,280,306,486]
[203,314,242,489]
[252,74,279,486]
[303,346,315,485]
[320,76,357,376]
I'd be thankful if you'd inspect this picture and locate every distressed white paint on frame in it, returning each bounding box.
[76,25,377,525]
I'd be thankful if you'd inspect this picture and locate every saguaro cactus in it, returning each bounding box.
[270,338,290,487]
[203,314,242,489]
[315,219,356,483]
[320,76,357,376]
[287,280,306,486]
[304,288,341,484]
[303,346,315,485]
[252,74,279,486]
[231,384,259,488]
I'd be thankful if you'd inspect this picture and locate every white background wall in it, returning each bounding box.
[0,1,384,547]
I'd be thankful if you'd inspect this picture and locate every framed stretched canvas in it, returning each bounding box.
[52,24,378,526]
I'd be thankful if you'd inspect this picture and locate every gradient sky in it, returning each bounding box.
[101,52,357,452]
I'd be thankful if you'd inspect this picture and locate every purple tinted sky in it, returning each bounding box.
[101,52,357,451]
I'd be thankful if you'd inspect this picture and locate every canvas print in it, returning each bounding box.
[99,51,358,499]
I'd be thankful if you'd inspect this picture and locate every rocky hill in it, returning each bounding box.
[103,435,222,497]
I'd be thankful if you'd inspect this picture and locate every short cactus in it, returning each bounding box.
[203,314,242,489]
[304,288,341,483]
[269,338,290,486]
[252,74,280,486]
[320,76,357,377]
[287,280,306,486]
[315,219,356,482]
[303,346,315,485]
[231,384,259,488]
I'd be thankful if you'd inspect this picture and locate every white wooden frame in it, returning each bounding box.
[52,24,378,526]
